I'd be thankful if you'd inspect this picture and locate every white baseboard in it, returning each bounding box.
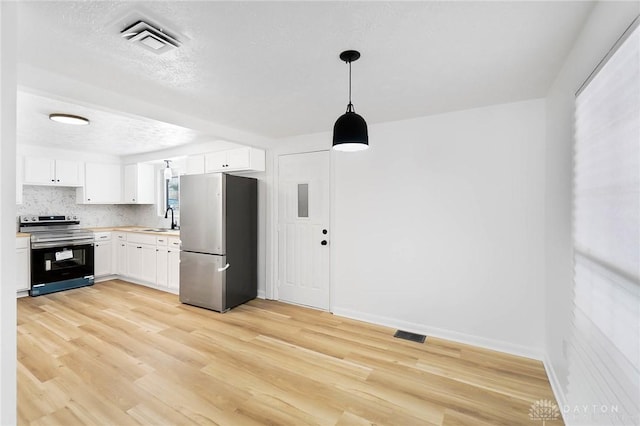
[543,354,569,424]
[331,306,544,360]
[104,277,179,295]
[257,289,266,299]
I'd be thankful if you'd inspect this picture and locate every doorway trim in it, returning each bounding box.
[269,148,334,311]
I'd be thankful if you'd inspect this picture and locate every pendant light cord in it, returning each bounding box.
[347,60,354,113]
[349,60,352,105]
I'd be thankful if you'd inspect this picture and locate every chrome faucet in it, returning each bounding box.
[164,207,178,230]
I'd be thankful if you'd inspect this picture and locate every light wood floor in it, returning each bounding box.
[18,280,562,425]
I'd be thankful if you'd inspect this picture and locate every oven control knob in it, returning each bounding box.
[31,216,37,222]
[73,215,77,220]
[23,217,29,222]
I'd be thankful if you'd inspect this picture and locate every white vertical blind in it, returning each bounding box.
[570,16,640,426]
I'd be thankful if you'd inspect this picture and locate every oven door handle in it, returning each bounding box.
[31,240,94,249]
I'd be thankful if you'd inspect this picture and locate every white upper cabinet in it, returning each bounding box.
[23,157,83,186]
[185,155,205,175]
[123,163,155,204]
[204,147,265,173]
[205,151,228,171]
[77,163,122,204]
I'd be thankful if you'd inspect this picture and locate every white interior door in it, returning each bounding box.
[277,151,330,310]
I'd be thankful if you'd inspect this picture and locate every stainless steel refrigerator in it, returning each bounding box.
[179,173,258,312]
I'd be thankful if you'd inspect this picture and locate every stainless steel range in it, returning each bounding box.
[19,215,95,296]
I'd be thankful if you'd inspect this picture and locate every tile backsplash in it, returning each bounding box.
[17,186,172,229]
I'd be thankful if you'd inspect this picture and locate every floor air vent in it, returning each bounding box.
[393,330,426,344]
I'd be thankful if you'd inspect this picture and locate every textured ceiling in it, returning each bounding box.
[16,1,595,155]
[17,90,208,156]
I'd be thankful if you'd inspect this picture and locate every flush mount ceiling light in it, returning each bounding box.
[332,50,369,152]
[48,113,90,126]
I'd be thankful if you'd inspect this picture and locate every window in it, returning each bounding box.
[166,176,179,213]
[570,16,639,421]
[297,183,309,218]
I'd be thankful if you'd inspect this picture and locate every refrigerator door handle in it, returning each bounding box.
[217,263,230,272]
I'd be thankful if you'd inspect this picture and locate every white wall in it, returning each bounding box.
[277,98,546,358]
[544,2,640,424]
[0,2,18,424]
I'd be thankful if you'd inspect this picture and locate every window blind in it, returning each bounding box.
[570,16,640,426]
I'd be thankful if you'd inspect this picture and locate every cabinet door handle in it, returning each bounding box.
[217,263,230,272]
[137,246,142,249]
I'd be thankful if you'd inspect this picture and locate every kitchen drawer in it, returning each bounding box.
[114,232,127,241]
[127,232,156,245]
[168,237,181,249]
[94,231,111,242]
[156,236,168,246]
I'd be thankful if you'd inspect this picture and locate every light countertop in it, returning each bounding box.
[89,226,180,237]
[17,227,179,238]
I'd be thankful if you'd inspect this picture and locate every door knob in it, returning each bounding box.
[321,240,328,246]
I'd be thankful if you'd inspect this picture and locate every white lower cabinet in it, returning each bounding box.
[94,232,113,278]
[126,242,156,283]
[155,235,179,292]
[16,237,30,293]
[114,233,128,276]
[104,231,179,293]
[156,246,168,288]
[167,237,180,292]
[156,235,168,288]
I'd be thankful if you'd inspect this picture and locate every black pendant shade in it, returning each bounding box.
[333,50,369,152]
[333,105,368,152]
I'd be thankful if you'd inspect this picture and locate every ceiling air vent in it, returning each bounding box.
[120,20,181,54]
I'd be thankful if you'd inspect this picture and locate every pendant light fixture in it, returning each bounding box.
[163,160,173,180]
[332,50,368,152]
